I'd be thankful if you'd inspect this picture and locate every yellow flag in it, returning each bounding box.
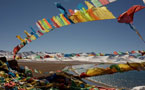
[24,30,31,37]
[74,10,87,22]
[69,15,81,23]
[30,35,36,40]
[42,19,50,29]
[92,6,116,20]
[52,16,63,27]
[85,1,94,9]
[86,68,106,76]
[81,8,94,21]
[60,14,68,25]
[16,35,26,43]
[100,7,116,19]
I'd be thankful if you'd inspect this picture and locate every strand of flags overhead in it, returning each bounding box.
[13,0,117,59]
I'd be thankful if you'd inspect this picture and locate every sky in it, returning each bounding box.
[0,0,145,53]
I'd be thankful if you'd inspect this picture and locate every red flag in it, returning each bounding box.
[118,5,145,24]
[131,50,136,54]
[13,45,21,59]
[69,9,75,15]
[113,51,118,55]
[99,0,109,5]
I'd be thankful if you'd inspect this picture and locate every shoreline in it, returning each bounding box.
[17,60,131,89]
[17,60,114,88]
[70,65,130,90]
[69,65,115,88]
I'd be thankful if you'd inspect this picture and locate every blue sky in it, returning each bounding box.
[0,0,145,53]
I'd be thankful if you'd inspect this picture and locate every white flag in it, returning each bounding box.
[108,0,116,3]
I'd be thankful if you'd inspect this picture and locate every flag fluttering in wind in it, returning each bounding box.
[118,5,145,43]
[13,0,116,58]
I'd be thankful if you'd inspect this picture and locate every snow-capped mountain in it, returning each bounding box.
[0,50,60,59]
[0,50,145,63]
[0,50,13,58]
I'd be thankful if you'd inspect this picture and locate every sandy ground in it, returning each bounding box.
[17,60,116,88]
[18,61,95,77]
